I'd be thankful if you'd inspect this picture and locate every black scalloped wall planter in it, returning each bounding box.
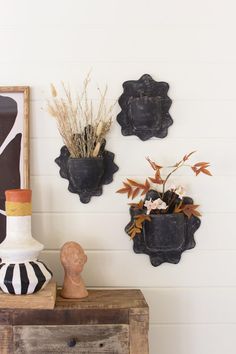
[55,144,119,204]
[125,197,201,266]
[117,74,173,141]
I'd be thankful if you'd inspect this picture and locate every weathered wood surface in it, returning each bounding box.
[0,289,149,353]
[14,324,129,354]
[12,308,129,325]
[0,326,13,354]
[0,281,56,309]
[56,289,148,309]
[0,310,12,325]
[129,308,149,354]
[0,289,147,326]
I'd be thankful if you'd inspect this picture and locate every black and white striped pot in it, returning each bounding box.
[0,189,53,295]
[0,260,52,295]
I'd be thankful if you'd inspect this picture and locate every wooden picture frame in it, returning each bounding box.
[0,86,30,243]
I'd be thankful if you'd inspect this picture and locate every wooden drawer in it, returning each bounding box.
[13,324,130,354]
[0,290,149,353]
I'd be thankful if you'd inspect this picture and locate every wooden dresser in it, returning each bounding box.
[0,289,149,354]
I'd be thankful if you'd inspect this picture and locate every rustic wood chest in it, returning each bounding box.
[0,289,149,354]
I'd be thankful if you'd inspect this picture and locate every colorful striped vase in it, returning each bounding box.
[0,189,52,295]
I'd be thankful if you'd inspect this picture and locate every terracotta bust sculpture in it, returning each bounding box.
[60,241,88,299]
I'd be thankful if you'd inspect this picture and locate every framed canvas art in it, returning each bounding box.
[0,86,30,243]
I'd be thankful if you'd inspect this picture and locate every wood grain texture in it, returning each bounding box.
[0,290,149,353]
[23,86,30,188]
[0,86,29,93]
[12,308,129,326]
[0,86,30,188]
[8,289,147,326]
[0,310,12,325]
[0,281,56,309]
[13,324,129,354]
[56,289,148,309]
[0,326,13,354]
[129,309,149,354]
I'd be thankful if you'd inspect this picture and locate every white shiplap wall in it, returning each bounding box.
[1,1,236,353]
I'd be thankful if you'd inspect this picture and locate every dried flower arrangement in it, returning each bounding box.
[47,75,119,203]
[47,75,115,158]
[117,151,212,239]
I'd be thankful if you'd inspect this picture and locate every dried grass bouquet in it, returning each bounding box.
[47,75,115,158]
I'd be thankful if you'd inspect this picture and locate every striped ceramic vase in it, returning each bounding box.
[0,189,52,295]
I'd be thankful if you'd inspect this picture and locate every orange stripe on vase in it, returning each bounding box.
[5,189,32,203]
[5,190,32,216]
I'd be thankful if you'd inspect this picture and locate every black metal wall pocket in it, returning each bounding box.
[125,191,201,266]
[55,141,119,203]
[117,74,173,140]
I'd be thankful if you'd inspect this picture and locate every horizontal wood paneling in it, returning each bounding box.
[0,26,234,63]
[142,288,236,324]
[149,324,236,354]
[40,250,236,287]
[31,175,234,213]
[30,99,236,139]
[30,137,233,176]
[32,212,236,250]
[1,61,236,100]
[0,1,233,26]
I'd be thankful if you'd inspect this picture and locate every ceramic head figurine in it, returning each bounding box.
[60,241,88,299]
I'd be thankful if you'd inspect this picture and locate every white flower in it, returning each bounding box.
[175,186,186,199]
[144,198,168,214]
[144,198,154,215]
[153,198,168,210]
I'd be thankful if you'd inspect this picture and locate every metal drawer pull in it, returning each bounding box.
[67,338,77,347]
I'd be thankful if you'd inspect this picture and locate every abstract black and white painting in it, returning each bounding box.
[0,87,29,243]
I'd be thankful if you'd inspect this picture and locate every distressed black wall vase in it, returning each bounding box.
[55,142,119,204]
[125,193,201,266]
[117,74,173,141]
